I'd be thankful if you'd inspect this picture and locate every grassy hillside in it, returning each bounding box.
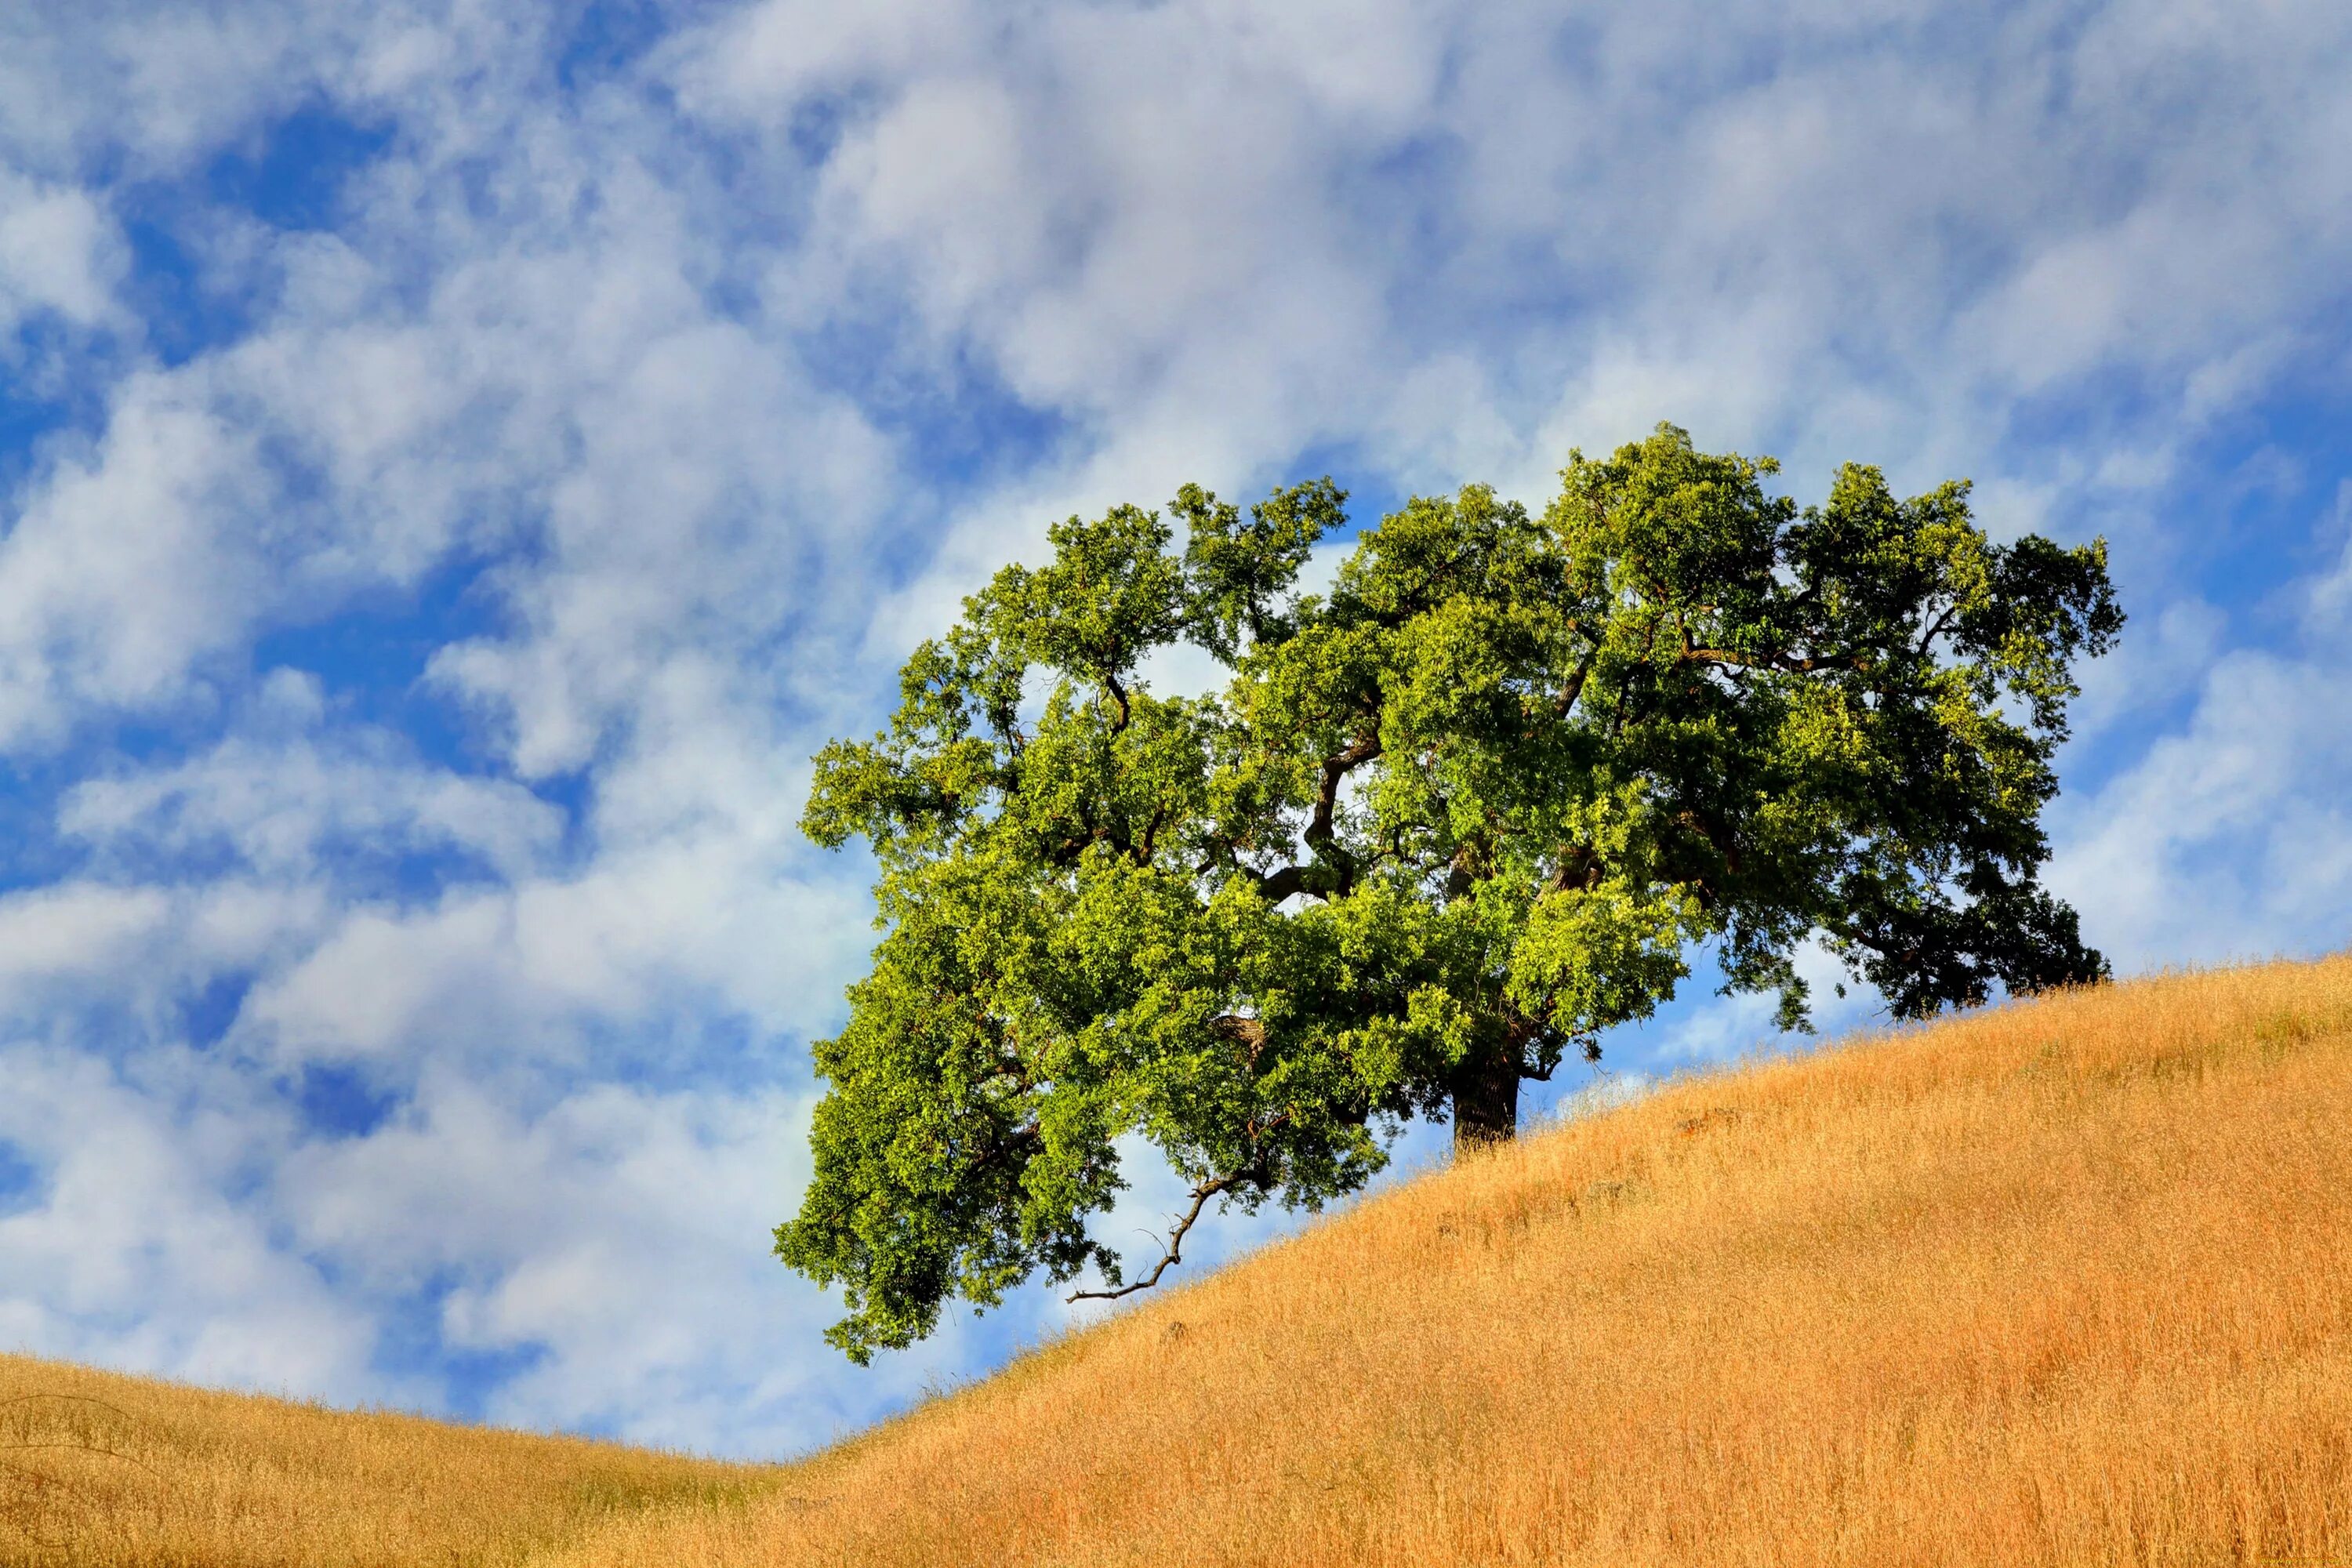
[9,956,2352,1566]
[550,956,2352,1568]
[0,1355,775,1566]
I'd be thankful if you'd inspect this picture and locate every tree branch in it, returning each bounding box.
[1066,1174,1237,1303]
[967,1119,1040,1175]
[1255,864,1310,903]
[1543,844,1598,894]
[1310,735,1382,847]
[1136,803,1170,866]
[1064,1104,1292,1305]
[1554,643,1600,717]
[1446,841,1485,901]
[1679,645,1871,676]
[1915,602,1958,658]
[1248,731,1383,903]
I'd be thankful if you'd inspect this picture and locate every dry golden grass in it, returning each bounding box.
[536,956,2352,1568]
[0,1353,776,1566]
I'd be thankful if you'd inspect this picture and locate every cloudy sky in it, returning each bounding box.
[0,0,2347,1457]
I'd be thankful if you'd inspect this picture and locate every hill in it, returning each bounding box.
[8,956,2351,1565]
[550,956,2352,1567]
[0,1354,773,1565]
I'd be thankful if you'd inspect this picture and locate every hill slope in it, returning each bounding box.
[6,957,2350,1566]
[550,957,2352,1567]
[0,1354,775,1564]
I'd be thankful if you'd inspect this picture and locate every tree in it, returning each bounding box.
[781,424,2122,1362]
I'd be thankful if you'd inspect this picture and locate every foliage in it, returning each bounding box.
[780,424,2121,1361]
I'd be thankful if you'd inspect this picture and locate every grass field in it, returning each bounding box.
[0,1354,776,1565]
[9,956,2352,1565]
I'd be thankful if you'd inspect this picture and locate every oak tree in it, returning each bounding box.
[782,425,2121,1361]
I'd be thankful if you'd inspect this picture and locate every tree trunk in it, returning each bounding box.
[1450,1049,1519,1152]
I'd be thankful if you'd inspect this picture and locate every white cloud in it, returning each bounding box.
[0,1041,378,1398]
[2051,651,2352,965]
[0,884,170,997]
[664,0,2346,646]
[0,169,125,337]
[62,724,562,887]
[2049,483,2352,967]
[2068,595,2227,742]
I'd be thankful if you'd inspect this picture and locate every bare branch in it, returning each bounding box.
[1065,1104,1293,1305]
[1067,1174,1236,1303]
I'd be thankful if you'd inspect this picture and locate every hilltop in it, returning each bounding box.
[0,1354,773,1566]
[8,956,2350,1565]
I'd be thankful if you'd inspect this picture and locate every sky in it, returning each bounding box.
[0,0,2348,1459]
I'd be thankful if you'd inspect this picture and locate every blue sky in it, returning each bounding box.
[0,0,2348,1457]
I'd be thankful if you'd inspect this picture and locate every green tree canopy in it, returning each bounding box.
[782,424,2122,1362]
